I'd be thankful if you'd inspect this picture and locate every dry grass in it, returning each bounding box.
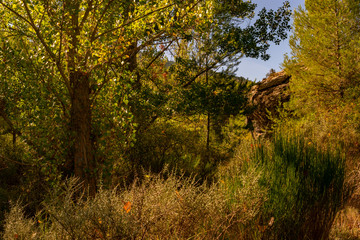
[330,166,360,240]
[2,168,266,240]
[2,203,38,240]
[330,207,360,240]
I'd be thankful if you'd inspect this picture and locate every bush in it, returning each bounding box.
[0,135,52,232]
[255,134,348,240]
[125,116,234,184]
[2,202,38,240]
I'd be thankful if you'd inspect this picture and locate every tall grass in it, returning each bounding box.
[255,134,348,240]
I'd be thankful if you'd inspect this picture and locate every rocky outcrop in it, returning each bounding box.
[247,71,291,138]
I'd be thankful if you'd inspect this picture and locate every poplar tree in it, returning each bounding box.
[0,0,215,194]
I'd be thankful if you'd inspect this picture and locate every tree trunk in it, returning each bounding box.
[205,111,210,162]
[205,59,210,163]
[70,71,96,196]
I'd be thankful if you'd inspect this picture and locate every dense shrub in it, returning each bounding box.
[254,134,348,240]
[125,115,241,184]
[0,135,54,231]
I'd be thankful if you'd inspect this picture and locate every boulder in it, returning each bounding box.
[247,71,291,138]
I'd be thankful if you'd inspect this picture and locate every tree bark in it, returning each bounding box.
[70,71,96,196]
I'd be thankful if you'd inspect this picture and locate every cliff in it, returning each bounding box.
[247,71,291,138]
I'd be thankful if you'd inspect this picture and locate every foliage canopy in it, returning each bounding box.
[0,0,291,192]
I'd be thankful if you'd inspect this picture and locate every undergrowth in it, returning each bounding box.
[2,168,265,240]
[2,134,351,240]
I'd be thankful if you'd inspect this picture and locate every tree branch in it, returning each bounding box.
[89,0,117,42]
[21,39,69,119]
[0,2,31,25]
[182,61,219,88]
[79,0,94,31]
[94,3,175,40]
[20,0,71,95]
[145,39,174,70]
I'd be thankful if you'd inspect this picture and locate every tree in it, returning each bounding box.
[284,0,360,110]
[283,0,360,151]
[0,0,215,194]
[0,0,291,193]
[167,0,291,164]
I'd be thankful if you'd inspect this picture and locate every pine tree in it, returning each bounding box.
[283,0,360,150]
[285,0,360,109]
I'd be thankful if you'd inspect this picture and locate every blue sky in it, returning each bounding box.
[235,0,305,81]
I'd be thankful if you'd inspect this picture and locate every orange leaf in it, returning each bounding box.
[175,190,183,201]
[123,201,131,213]
[257,225,267,232]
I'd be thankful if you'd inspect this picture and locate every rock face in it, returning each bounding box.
[247,71,291,138]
